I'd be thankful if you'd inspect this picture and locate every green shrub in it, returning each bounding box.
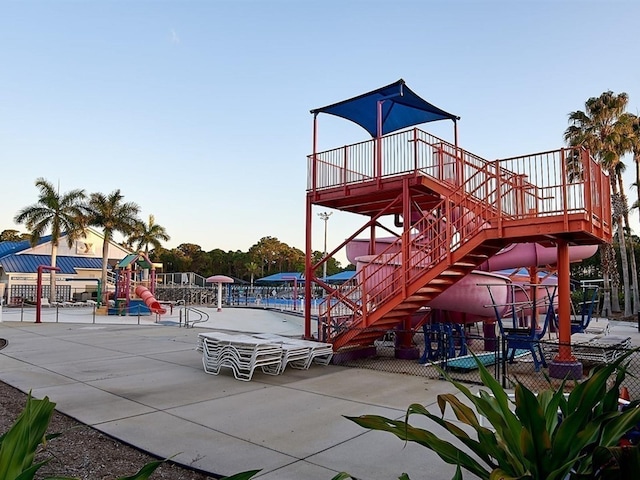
[344,349,640,480]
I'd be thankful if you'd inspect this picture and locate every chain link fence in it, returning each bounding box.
[333,327,640,399]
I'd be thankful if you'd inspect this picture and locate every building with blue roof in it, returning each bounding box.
[0,228,132,304]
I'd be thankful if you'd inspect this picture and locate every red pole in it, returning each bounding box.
[36,267,43,323]
[304,195,313,339]
[36,265,61,324]
[555,240,574,362]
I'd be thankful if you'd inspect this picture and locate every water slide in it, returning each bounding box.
[348,238,597,322]
[476,243,598,272]
[134,285,167,315]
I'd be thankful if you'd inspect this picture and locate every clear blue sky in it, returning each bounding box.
[2,0,639,267]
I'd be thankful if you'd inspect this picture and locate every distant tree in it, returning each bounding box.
[622,114,640,311]
[227,250,248,278]
[87,190,140,303]
[281,245,305,272]
[248,237,291,276]
[246,261,260,288]
[565,91,631,315]
[207,248,228,277]
[0,229,29,242]
[627,115,640,225]
[311,250,342,278]
[128,214,170,255]
[175,244,212,274]
[14,178,87,303]
[157,248,189,273]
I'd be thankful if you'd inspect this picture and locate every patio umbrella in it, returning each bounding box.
[206,275,234,311]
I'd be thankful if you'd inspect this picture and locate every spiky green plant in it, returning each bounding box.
[0,392,59,480]
[345,349,640,480]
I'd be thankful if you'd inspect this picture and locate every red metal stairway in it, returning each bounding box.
[305,126,611,353]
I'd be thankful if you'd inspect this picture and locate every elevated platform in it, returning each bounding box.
[304,81,612,353]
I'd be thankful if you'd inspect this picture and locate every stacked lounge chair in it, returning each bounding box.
[197,332,283,381]
[252,333,334,371]
[542,333,631,364]
[196,332,333,380]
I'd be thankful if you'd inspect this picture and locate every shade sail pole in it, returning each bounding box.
[376,100,383,184]
[312,112,318,195]
[453,119,458,149]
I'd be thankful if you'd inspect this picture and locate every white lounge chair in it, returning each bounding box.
[197,332,283,381]
[253,333,333,369]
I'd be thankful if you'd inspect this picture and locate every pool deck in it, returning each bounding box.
[1,305,639,479]
[0,305,468,480]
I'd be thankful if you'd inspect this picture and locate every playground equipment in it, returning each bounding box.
[134,285,166,315]
[304,80,612,378]
[109,252,165,316]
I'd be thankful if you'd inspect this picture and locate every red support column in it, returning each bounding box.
[556,241,573,362]
[36,265,60,324]
[304,194,313,339]
[549,240,582,379]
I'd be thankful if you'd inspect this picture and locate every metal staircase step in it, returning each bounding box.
[452,261,477,268]
[429,278,456,285]
[415,286,443,294]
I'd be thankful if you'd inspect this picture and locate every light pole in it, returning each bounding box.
[318,211,332,280]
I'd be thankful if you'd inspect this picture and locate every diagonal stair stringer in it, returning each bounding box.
[329,227,507,350]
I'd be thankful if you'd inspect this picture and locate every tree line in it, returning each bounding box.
[149,236,345,283]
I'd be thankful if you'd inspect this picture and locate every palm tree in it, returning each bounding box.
[625,116,640,312]
[565,91,632,316]
[128,214,171,255]
[87,190,140,304]
[14,178,87,303]
[245,261,260,291]
[622,114,640,222]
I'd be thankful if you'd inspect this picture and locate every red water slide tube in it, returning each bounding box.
[134,285,167,314]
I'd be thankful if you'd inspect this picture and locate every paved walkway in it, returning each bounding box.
[0,306,465,480]
[1,306,639,479]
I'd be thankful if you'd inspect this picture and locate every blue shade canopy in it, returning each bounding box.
[256,272,304,284]
[325,270,356,283]
[311,79,459,137]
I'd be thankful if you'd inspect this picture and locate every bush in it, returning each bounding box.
[344,349,640,480]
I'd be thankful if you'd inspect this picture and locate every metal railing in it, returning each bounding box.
[179,306,210,328]
[308,128,610,224]
[312,128,611,344]
[156,272,209,288]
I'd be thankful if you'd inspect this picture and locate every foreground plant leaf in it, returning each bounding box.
[345,347,640,480]
[221,469,261,479]
[117,459,166,480]
[347,414,491,480]
[0,392,56,480]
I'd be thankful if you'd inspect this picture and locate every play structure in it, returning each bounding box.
[303,80,613,379]
[109,252,166,315]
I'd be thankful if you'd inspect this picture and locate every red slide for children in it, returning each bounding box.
[134,285,167,314]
